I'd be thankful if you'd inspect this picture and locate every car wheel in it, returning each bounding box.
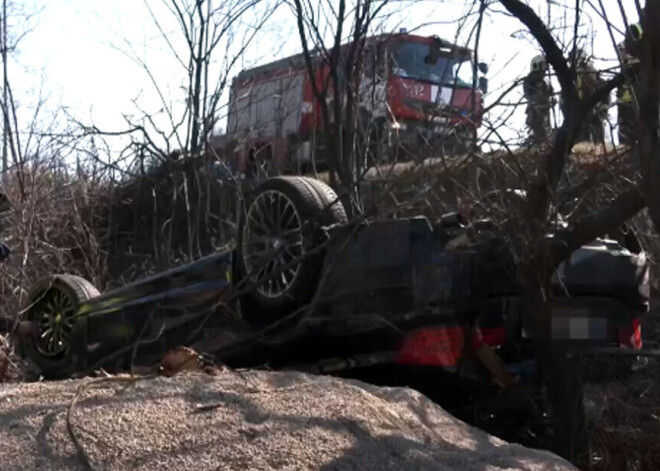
[237,176,346,314]
[20,274,99,379]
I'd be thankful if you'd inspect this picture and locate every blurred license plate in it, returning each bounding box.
[551,315,608,340]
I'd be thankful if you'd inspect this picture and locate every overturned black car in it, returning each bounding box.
[17,176,649,398]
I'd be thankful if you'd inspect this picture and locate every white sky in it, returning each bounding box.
[8,0,643,157]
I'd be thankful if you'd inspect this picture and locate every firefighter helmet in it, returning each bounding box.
[530,55,547,72]
[628,23,643,42]
[625,22,643,57]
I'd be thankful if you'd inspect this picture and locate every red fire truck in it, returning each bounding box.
[215,31,489,176]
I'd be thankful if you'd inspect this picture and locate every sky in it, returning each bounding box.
[7,0,643,158]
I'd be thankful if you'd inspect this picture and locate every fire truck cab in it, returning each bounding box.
[215,32,488,176]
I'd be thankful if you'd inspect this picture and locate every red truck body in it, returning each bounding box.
[217,33,486,175]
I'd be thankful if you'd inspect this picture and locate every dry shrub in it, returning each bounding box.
[0,333,30,382]
[101,156,241,286]
[0,145,648,318]
[0,153,242,327]
[0,164,108,323]
[350,146,660,293]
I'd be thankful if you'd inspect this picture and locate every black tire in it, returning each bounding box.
[237,176,346,315]
[298,176,348,225]
[20,274,100,380]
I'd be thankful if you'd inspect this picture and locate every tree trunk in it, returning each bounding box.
[639,4,660,233]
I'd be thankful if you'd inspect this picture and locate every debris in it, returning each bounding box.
[159,346,223,377]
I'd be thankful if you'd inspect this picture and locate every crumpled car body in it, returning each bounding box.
[16,178,649,388]
[18,217,649,383]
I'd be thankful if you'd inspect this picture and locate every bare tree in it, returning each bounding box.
[290,0,392,209]
[325,0,660,463]
[441,0,660,463]
[73,0,280,266]
[0,1,41,183]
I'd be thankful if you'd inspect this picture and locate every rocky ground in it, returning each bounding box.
[0,370,576,471]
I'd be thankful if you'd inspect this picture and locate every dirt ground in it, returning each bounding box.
[0,370,577,471]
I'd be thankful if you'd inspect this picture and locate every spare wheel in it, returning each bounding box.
[237,176,346,312]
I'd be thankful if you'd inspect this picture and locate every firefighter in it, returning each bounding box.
[624,21,643,58]
[523,55,553,146]
[574,49,610,143]
[617,44,639,145]
[617,22,643,145]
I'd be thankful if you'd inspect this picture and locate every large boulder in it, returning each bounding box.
[0,371,576,470]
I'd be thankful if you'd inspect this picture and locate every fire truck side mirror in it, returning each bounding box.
[478,77,489,94]
[425,38,443,65]
[478,62,489,75]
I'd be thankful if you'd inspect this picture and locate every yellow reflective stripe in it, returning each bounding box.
[620,91,632,103]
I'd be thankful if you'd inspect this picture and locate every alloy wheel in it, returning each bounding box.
[241,189,305,298]
[33,288,75,357]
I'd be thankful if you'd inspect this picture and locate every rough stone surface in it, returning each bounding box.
[0,371,577,470]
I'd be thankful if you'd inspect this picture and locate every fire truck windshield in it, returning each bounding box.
[390,40,473,88]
